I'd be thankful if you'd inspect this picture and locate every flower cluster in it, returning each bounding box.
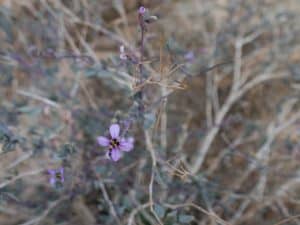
[97,124,134,161]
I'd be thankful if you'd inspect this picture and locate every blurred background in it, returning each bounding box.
[0,0,299,225]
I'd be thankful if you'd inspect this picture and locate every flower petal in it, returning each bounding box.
[105,150,111,160]
[109,124,120,139]
[110,148,121,161]
[60,168,64,182]
[97,136,110,146]
[119,138,134,152]
[48,169,55,175]
[127,137,134,144]
[49,177,56,186]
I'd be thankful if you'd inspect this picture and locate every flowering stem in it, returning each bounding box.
[136,8,147,120]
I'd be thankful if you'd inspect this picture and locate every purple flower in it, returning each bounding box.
[97,124,134,162]
[138,6,146,14]
[48,167,64,186]
[184,51,195,62]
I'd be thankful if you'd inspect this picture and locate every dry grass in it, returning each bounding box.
[0,0,299,225]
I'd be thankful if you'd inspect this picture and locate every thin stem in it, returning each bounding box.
[99,182,122,225]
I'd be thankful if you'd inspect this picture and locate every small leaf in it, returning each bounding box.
[178,214,194,223]
[0,8,13,42]
[0,65,13,85]
[165,210,177,225]
[154,204,166,218]
[95,166,107,174]
[57,143,76,159]
[18,106,41,114]
[143,112,156,129]
[84,65,113,78]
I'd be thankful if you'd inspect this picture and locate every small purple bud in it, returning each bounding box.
[184,51,195,62]
[138,6,146,14]
[119,45,127,60]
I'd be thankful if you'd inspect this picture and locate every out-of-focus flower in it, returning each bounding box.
[119,45,127,60]
[138,6,157,24]
[184,51,195,62]
[97,124,134,162]
[48,167,64,186]
[138,6,146,15]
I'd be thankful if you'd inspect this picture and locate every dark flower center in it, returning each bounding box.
[55,172,62,179]
[109,138,120,149]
